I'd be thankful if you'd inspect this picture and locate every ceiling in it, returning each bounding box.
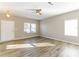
[0,2,79,20]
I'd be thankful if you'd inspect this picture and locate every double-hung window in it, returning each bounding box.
[65,19,78,36]
[24,23,36,33]
[31,23,36,33]
[24,23,30,33]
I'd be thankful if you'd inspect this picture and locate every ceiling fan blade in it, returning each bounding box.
[25,9,37,11]
[48,2,53,5]
[26,9,41,11]
[25,9,42,15]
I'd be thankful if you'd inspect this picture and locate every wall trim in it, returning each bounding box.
[1,34,79,46]
[0,35,39,43]
[42,35,79,46]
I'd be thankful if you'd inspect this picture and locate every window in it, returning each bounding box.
[24,23,36,33]
[65,19,78,36]
[31,24,36,33]
[24,23,30,33]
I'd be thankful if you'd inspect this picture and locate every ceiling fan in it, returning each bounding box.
[26,9,42,15]
[25,2,53,15]
[48,2,54,5]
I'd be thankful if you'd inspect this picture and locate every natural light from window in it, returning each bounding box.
[24,23,36,33]
[65,19,78,36]
[24,23,30,33]
[31,23,36,33]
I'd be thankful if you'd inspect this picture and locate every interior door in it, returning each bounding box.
[1,20,15,41]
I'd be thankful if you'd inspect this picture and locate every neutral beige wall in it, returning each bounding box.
[0,13,40,41]
[40,10,79,45]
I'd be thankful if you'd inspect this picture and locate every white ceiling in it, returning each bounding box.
[0,2,79,20]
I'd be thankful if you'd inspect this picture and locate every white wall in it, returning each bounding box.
[0,13,40,42]
[40,10,79,45]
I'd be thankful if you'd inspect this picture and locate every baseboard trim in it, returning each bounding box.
[1,35,79,46]
[42,36,79,46]
[0,35,40,43]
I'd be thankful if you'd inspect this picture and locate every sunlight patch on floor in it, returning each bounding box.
[6,44,34,49]
[33,43,55,47]
[6,43,55,49]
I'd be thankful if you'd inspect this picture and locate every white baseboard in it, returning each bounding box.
[0,35,39,43]
[42,35,79,46]
[15,35,39,40]
[1,34,79,46]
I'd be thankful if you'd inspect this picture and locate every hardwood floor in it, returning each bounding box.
[0,37,79,57]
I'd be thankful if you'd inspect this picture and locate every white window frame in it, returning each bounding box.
[24,23,36,33]
[31,23,36,33]
[24,23,31,33]
[64,19,78,36]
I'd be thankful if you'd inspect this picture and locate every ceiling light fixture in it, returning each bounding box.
[36,12,42,15]
[25,9,42,15]
[36,12,40,15]
[6,10,11,18]
[6,13,10,18]
[36,9,42,15]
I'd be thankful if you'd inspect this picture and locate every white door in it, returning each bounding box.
[1,20,15,41]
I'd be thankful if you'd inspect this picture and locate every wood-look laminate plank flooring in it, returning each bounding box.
[0,37,79,57]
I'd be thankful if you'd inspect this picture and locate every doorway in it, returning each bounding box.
[1,20,15,41]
